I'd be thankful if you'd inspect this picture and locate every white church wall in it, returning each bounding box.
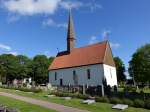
[103,64,117,87]
[49,64,104,86]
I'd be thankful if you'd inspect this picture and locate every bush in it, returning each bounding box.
[124,86,136,92]
[122,98,134,106]
[95,96,109,103]
[110,97,122,104]
[134,99,145,108]
[145,99,150,109]
[53,92,68,97]
[0,85,42,93]
[75,93,89,100]
[49,92,89,100]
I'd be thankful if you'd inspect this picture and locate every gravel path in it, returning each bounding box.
[0,92,90,112]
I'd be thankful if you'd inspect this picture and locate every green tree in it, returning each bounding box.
[0,54,18,82]
[129,44,150,85]
[114,57,126,83]
[0,64,6,83]
[32,55,54,84]
[0,54,54,84]
[16,55,32,79]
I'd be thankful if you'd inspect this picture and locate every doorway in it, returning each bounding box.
[60,79,63,86]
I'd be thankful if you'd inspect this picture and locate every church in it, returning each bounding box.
[48,11,117,87]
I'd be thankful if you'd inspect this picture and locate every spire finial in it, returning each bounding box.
[67,9,75,39]
[67,9,75,52]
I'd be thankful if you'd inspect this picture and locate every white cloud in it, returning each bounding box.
[89,36,97,44]
[42,18,67,28]
[3,0,61,16]
[60,1,102,12]
[42,18,55,26]
[0,43,12,51]
[9,51,18,56]
[110,42,120,49]
[102,30,111,40]
[0,43,18,55]
[85,2,102,12]
[57,23,67,28]
[2,0,102,16]
[44,50,50,57]
[60,1,83,10]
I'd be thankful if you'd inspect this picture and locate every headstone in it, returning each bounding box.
[32,81,35,87]
[112,104,128,110]
[47,83,52,89]
[61,97,72,100]
[82,99,95,104]
[44,95,55,97]
[0,82,2,86]
[13,79,18,87]
[27,83,32,89]
[28,78,32,84]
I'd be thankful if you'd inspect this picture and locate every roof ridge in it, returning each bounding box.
[75,40,108,49]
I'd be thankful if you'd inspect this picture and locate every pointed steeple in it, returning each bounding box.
[67,9,75,53]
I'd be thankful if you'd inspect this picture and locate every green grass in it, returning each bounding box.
[0,95,57,112]
[0,88,150,112]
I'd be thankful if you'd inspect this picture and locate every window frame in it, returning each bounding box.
[73,70,76,80]
[87,69,91,80]
[55,72,57,80]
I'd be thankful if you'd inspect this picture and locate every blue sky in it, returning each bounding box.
[0,0,150,69]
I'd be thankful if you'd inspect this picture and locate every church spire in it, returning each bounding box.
[67,9,75,53]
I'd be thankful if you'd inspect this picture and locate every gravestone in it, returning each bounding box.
[112,104,128,110]
[82,100,95,104]
[61,97,72,100]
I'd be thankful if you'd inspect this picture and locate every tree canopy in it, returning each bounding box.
[32,55,53,84]
[0,54,54,84]
[114,57,126,82]
[129,44,150,84]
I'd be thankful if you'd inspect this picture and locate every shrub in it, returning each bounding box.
[134,99,145,108]
[95,96,109,103]
[53,92,68,97]
[122,98,134,106]
[75,93,89,100]
[145,99,150,109]
[0,85,42,93]
[32,88,42,93]
[16,87,42,93]
[49,92,89,100]
[110,97,122,104]
[124,86,136,92]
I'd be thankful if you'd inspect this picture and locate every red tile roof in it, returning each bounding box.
[49,41,108,70]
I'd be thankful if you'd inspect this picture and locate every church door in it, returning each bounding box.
[60,79,63,86]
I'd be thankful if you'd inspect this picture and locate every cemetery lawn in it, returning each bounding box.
[0,88,150,112]
[0,95,57,112]
[118,87,150,93]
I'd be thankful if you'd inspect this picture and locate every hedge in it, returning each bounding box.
[0,85,42,93]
